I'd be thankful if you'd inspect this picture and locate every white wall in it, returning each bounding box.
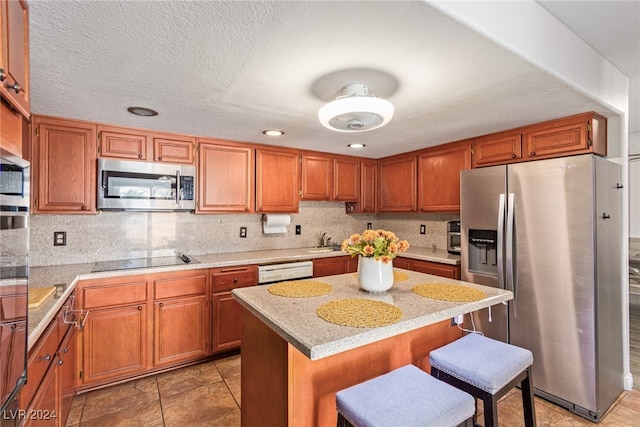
[629,76,640,237]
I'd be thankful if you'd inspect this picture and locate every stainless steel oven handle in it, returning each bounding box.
[497,193,505,290]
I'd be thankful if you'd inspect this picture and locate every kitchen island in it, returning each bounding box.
[232,268,512,427]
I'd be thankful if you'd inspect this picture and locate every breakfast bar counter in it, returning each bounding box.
[232,268,512,427]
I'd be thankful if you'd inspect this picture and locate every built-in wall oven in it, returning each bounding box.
[0,152,29,423]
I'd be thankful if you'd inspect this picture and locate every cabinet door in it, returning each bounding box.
[524,112,606,159]
[0,320,26,405]
[154,296,209,366]
[378,155,417,212]
[212,291,243,354]
[473,132,522,167]
[418,142,471,213]
[33,117,97,213]
[350,159,377,214]
[255,148,299,213]
[333,156,359,201]
[198,141,254,213]
[81,304,147,385]
[98,126,148,161]
[301,154,331,200]
[0,97,24,157]
[153,135,195,164]
[19,322,57,410]
[0,0,29,118]
[312,256,349,277]
[23,359,58,427]
[57,326,76,427]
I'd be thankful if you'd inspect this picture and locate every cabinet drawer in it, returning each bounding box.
[212,265,258,292]
[21,321,57,408]
[154,274,207,300]
[82,281,147,309]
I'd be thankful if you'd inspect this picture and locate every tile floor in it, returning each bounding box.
[66,351,640,427]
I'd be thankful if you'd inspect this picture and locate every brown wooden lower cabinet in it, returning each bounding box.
[81,304,148,385]
[211,265,258,353]
[393,257,460,279]
[312,255,357,277]
[21,294,77,427]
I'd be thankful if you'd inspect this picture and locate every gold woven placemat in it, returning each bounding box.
[268,280,332,298]
[317,299,403,328]
[352,269,410,282]
[412,283,487,302]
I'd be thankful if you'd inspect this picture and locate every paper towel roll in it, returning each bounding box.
[262,214,291,234]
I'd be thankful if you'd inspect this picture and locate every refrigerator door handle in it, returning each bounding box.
[506,193,516,314]
[497,193,506,290]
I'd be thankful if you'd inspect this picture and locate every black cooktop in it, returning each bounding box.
[90,255,198,273]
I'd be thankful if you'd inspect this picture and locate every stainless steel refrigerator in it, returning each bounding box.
[460,154,624,421]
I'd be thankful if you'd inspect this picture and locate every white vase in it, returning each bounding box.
[357,256,394,293]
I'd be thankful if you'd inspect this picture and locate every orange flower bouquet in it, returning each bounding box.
[341,229,409,264]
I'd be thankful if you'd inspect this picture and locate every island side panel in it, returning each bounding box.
[288,319,461,426]
[241,311,289,427]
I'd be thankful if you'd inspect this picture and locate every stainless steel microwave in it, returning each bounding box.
[0,152,30,210]
[98,158,196,211]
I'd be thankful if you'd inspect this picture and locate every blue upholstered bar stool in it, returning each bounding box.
[336,364,475,427]
[429,333,536,427]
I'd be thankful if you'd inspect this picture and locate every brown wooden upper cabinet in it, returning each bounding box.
[524,112,606,160]
[98,124,195,164]
[197,139,254,213]
[378,154,417,212]
[347,158,377,214]
[255,147,299,213]
[0,0,29,118]
[32,116,97,214]
[473,112,606,167]
[418,141,471,212]
[473,131,522,168]
[300,152,359,202]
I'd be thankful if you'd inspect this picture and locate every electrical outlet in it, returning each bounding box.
[295,225,301,235]
[420,224,426,235]
[54,231,66,246]
[239,227,247,238]
[367,222,372,230]
[451,314,464,325]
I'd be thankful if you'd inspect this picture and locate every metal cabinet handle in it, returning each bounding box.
[159,303,164,308]
[137,306,143,311]
[138,154,143,159]
[0,69,6,81]
[42,354,51,361]
[81,205,87,210]
[158,156,162,161]
[57,360,63,366]
[5,82,22,93]
[233,278,238,283]
[511,154,517,159]
[530,151,536,156]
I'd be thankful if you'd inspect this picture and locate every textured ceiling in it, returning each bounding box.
[28,1,632,159]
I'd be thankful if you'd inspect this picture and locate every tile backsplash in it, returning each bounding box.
[28,201,458,266]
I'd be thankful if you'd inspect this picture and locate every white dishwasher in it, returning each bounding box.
[257,260,314,284]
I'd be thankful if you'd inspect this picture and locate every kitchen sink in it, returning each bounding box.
[307,245,341,253]
[307,248,334,253]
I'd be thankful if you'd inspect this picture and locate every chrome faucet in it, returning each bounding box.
[319,232,327,247]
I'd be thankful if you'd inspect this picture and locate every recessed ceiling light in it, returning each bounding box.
[348,143,366,149]
[127,107,159,117]
[262,129,284,136]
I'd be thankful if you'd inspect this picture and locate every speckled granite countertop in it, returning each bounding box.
[26,247,459,350]
[232,270,511,360]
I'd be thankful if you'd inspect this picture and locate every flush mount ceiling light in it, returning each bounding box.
[127,106,158,117]
[318,83,393,132]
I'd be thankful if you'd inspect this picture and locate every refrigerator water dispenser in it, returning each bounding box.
[468,229,498,275]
